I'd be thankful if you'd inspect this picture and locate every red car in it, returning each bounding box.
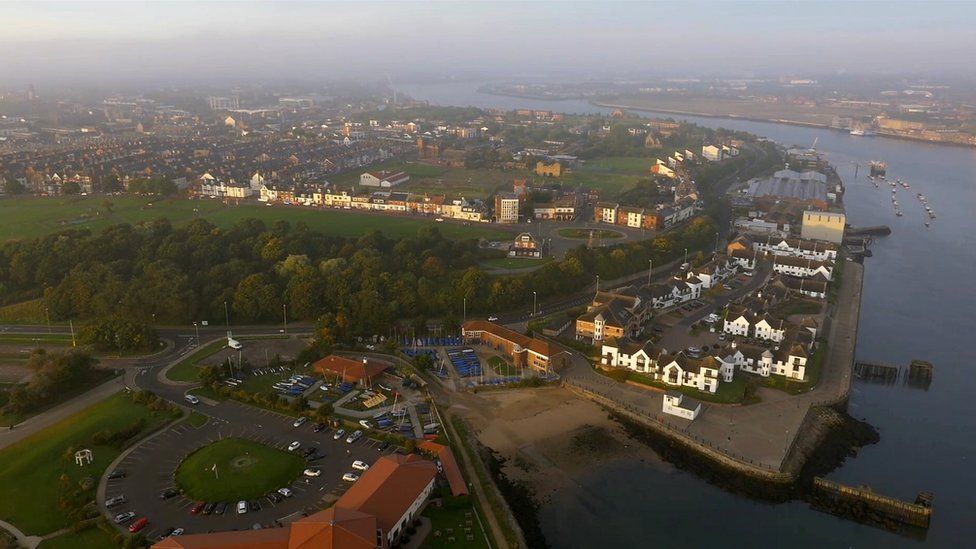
[190,501,205,515]
[128,518,149,533]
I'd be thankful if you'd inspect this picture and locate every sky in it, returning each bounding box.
[1,1,975,86]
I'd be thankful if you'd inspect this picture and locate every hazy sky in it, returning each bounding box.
[2,1,974,85]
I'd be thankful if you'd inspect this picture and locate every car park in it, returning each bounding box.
[105,495,127,508]
[303,468,321,477]
[358,419,372,429]
[377,441,390,452]
[293,417,308,428]
[341,472,360,482]
[214,502,227,515]
[287,441,301,451]
[302,447,317,457]
[351,460,369,471]
[277,487,293,498]
[333,429,346,440]
[248,500,261,512]
[313,422,326,433]
[190,501,205,514]
[158,527,176,539]
[202,502,216,515]
[346,430,363,444]
[171,528,184,536]
[114,512,136,524]
[237,501,248,515]
[128,518,149,533]
[267,492,282,503]
[108,469,126,480]
[159,488,179,499]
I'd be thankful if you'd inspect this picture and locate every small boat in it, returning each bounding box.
[895,210,903,217]
[917,193,925,200]
[924,222,930,228]
[925,205,931,211]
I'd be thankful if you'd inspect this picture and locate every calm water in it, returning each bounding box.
[401,83,976,547]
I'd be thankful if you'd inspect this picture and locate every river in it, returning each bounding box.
[400,82,976,547]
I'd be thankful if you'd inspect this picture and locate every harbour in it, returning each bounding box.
[400,81,976,548]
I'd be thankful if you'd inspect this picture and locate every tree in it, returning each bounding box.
[233,273,277,322]
[62,181,81,195]
[4,177,26,194]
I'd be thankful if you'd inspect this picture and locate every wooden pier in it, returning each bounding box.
[813,477,933,529]
[854,361,899,383]
[846,225,892,237]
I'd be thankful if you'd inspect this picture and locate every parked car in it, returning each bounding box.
[214,502,227,515]
[237,501,248,515]
[346,430,363,444]
[184,394,200,405]
[158,527,176,539]
[114,512,136,524]
[358,419,372,429]
[248,500,261,512]
[267,492,282,503]
[351,460,369,471]
[105,495,127,508]
[190,501,205,514]
[333,429,346,440]
[377,441,390,452]
[341,473,360,482]
[171,528,184,536]
[202,502,216,515]
[277,487,293,498]
[159,488,179,499]
[487,315,498,322]
[293,416,308,428]
[128,518,149,533]
[304,468,321,478]
[107,469,126,480]
[287,441,301,451]
[313,422,326,433]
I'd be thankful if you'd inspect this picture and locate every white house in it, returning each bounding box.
[773,256,833,280]
[753,315,788,343]
[730,342,807,381]
[723,309,754,337]
[647,278,701,309]
[660,354,725,393]
[360,170,410,188]
[754,237,838,262]
[663,391,701,420]
[702,145,723,162]
[601,340,661,371]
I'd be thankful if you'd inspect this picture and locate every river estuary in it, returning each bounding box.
[400,82,976,547]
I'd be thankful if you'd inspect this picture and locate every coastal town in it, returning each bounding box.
[0,3,967,548]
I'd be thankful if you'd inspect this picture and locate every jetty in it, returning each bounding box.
[812,477,933,529]
[854,361,899,383]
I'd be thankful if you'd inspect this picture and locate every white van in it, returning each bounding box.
[227,338,242,350]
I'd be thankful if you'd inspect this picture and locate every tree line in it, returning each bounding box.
[0,211,714,340]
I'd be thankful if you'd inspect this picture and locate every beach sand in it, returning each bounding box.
[454,387,662,498]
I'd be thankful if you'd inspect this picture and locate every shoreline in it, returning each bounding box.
[592,101,976,149]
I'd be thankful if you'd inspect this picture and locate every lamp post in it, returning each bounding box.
[45,306,51,334]
[683,248,688,267]
[193,321,199,346]
[715,232,720,255]
[223,301,230,330]
[282,304,288,334]
[533,291,537,317]
[647,259,653,285]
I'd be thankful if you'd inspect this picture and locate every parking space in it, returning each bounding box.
[104,403,400,540]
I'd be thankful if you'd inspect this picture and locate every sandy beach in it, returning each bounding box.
[453,387,663,498]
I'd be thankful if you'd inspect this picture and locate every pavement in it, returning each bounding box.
[103,401,398,539]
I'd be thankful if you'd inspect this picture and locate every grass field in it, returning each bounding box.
[0,299,50,324]
[0,196,507,242]
[422,505,491,549]
[165,339,229,382]
[0,392,174,535]
[582,156,655,174]
[0,369,118,427]
[36,528,118,549]
[174,438,305,501]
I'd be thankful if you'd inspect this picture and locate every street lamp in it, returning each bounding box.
[44,306,51,334]
[282,304,288,334]
[533,291,537,317]
[683,248,688,267]
[647,259,653,286]
[223,301,230,330]
[193,321,199,346]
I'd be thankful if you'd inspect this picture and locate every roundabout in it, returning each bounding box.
[174,437,305,502]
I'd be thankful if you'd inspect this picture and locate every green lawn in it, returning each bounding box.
[0,196,507,242]
[479,256,551,270]
[0,369,118,427]
[187,410,210,428]
[557,227,624,239]
[560,171,645,199]
[600,368,752,405]
[422,505,491,549]
[581,156,655,174]
[165,339,229,382]
[37,527,118,549]
[0,299,51,324]
[0,392,174,535]
[174,438,305,501]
